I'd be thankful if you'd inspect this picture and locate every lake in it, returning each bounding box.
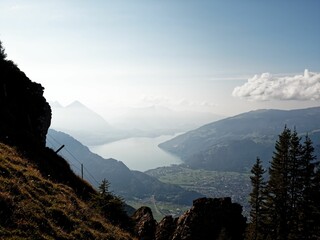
[89,134,183,171]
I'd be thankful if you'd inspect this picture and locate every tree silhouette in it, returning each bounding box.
[248,157,266,240]
[249,127,320,239]
[266,127,292,240]
[0,40,7,60]
[298,135,318,239]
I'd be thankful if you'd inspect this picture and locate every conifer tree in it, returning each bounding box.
[257,127,320,239]
[311,167,320,238]
[287,128,302,238]
[299,136,318,239]
[0,40,7,60]
[248,157,266,240]
[90,179,132,230]
[265,127,291,240]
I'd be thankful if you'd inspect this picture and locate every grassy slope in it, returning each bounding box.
[0,143,135,240]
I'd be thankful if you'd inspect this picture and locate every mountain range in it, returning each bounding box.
[50,101,222,145]
[159,107,320,172]
[50,101,128,145]
[46,129,203,205]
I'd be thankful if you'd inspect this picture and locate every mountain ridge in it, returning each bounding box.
[46,128,203,205]
[159,106,320,172]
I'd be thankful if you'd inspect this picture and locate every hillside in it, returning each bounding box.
[159,107,320,172]
[0,143,134,239]
[0,41,135,239]
[46,129,203,205]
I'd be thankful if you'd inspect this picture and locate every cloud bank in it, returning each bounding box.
[232,70,320,101]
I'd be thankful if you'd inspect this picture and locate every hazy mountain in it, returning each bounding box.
[50,101,128,145]
[159,107,320,172]
[110,105,223,135]
[46,129,203,205]
[50,101,222,145]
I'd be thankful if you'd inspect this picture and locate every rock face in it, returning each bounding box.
[0,57,51,147]
[132,206,157,240]
[172,197,246,240]
[155,215,177,240]
[133,197,247,240]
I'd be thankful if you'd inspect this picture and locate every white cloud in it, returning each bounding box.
[232,70,320,101]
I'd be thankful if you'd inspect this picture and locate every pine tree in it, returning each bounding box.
[90,179,132,230]
[249,127,320,239]
[0,40,7,60]
[287,128,302,238]
[265,127,292,240]
[248,157,266,240]
[311,168,320,238]
[258,127,320,239]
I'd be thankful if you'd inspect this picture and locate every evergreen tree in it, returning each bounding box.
[297,135,316,239]
[266,127,292,240]
[0,40,7,60]
[90,179,132,230]
[255,127,320,239]
[287,128,302,238]
[311,167,320,238]
[248,157,266,240]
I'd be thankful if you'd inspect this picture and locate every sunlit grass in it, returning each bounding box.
[0,143,136,240]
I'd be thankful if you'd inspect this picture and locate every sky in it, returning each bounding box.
[0,0,320,120]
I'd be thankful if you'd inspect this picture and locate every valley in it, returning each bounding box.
[145,165,251,216]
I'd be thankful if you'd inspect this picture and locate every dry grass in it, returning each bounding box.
[0,143,136,240]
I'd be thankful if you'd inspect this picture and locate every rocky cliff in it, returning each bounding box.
[0,51,51,148]
[132,197,247,240]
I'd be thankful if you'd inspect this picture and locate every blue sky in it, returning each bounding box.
[0,0,320,118]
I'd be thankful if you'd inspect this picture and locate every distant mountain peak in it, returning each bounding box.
[66,100,87,108]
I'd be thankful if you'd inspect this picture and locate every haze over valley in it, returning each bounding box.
[1,1,320,239]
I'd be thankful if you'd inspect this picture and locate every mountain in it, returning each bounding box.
[50,101,223,145]
[159,107,320,172]
[46,129,203,205]
[110,105,223,136]
[50,101,128,145]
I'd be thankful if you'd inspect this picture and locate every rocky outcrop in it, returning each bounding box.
[155,215,177,240]
[133,197,247,240]
[132,206,157,240]
[172,197,246,240]
[0,56,51,147]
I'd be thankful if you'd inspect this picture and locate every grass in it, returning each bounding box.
[0,143,136,240]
